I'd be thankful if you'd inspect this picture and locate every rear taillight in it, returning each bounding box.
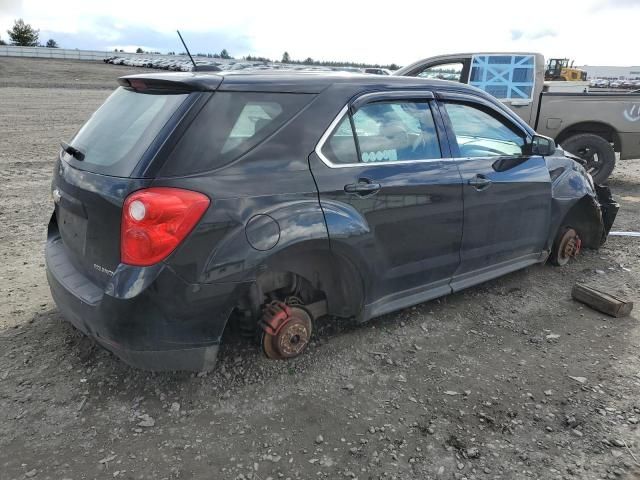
[121,187,210,266]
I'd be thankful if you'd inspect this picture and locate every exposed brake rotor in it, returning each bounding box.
[259,300,313,360]
[557,228,581,266]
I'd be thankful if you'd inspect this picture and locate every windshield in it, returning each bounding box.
[64,87,188,177]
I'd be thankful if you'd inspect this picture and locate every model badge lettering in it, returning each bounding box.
[93,264,115,277]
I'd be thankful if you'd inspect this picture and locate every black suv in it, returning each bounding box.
[46,71,617,371]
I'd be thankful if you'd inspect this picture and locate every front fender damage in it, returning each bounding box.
[547,156,619,250]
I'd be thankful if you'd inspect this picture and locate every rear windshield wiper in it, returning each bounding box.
[60,141,85,161]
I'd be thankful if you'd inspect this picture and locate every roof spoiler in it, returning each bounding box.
[118,74,223,93]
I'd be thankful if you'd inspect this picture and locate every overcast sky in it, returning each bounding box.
[0,0,638,65]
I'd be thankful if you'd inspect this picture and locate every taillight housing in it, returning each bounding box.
[121,187,210,266]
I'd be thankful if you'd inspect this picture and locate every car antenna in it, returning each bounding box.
[177,30,197,71]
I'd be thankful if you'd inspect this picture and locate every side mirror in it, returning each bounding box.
[525,135,556,156]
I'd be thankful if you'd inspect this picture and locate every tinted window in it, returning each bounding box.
[444,102,525,157]
[321,100,441,164]
[162,92,313,175]
[64,87,188,177]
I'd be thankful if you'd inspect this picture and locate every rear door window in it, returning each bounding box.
[162,92,313,175]
[64,87,188,177]
[321,100,442,165]
[468,55,535,100]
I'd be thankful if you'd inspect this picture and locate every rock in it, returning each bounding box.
[572,429,583,437]
[465,447,480,458]
[99,454,117,464]
[444,391,459,396]
[137,414,155,428]
[569,376,587,384]
[315,434,324,444]
[565,417,579,429]
[546,333,560,340]
[343,383,355,391]
[544,390,553,396]
[170,402,180,413]
[611,439,626,448]
[25,469,37,478]
[369,426,376,434]
[628,417,639,425]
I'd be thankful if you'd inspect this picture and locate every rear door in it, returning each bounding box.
[436,92,551,291]
[309,91,464,315]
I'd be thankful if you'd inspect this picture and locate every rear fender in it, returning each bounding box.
[201,199,328,283]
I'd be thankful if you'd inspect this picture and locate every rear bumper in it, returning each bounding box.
[46,235,247,371]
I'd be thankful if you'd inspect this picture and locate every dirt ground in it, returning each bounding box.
[1,57,640,480]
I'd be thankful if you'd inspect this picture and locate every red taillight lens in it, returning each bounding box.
[121,187,210,266]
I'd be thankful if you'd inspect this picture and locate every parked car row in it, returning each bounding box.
[102,55,393,74]
[103,55,223,71]
[589,78,640,89]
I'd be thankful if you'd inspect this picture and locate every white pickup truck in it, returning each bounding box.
[396,52,640,183]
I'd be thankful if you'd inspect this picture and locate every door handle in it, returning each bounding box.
[468,174,492,190]
[344,179,381,195]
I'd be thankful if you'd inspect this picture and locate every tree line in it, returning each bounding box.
[1,19,401,70]
[1,19,57,48]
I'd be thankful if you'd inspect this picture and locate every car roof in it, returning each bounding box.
[119,70,466,94]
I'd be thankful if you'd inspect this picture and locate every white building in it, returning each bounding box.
[577,65,640,80]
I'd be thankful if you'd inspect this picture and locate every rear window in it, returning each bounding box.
[64,87,188,177]
[161,92,313,176]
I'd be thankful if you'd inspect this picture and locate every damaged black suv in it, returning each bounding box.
[46,71,618,371]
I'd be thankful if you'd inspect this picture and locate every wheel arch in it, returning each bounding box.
[548,194,604,252]
[556,121,621,152]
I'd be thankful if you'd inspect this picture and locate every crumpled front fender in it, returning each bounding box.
[545,155,619,250]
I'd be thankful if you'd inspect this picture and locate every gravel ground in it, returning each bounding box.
[1,58,640,480]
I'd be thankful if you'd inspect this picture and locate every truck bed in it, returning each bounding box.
[535,91,640,160]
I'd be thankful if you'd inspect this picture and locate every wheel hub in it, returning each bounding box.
[260,301,313,359]
[557,228,581,265]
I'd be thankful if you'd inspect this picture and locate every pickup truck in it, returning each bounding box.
[395,52,640,183]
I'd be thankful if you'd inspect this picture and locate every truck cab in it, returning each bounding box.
[396,52,640,183]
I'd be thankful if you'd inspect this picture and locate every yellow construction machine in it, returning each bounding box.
[545,58,587,81]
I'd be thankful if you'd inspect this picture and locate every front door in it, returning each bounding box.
[437,93,552,291]
[309,92,464,318]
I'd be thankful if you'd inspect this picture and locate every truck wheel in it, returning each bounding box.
[561,133,615,184]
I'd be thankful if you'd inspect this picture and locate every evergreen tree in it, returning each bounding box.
[7,19,39,47]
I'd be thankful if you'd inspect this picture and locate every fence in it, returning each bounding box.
[0,45,116,61]
[0,46,234,63]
